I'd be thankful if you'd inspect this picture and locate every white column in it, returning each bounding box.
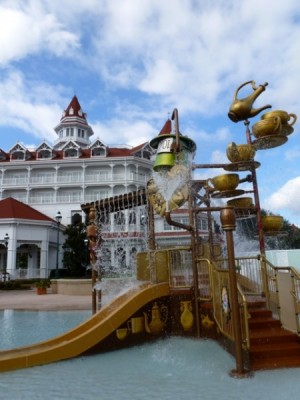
[7,235,17,278]
[40,239,48,278]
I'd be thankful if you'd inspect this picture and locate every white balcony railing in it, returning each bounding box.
[2,177,28,186]
[30,176,55,184]
[30,196,55,204]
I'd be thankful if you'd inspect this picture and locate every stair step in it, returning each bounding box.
[250,341,300,359]
[249,317,281,329]
[250,327,297,345]
[248,308,273,319]
[246,296,266,309]
[246,296,300,370]
[251,356,300,371]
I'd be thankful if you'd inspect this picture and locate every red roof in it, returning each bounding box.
[159,119,172,135]
[61,95,87,122]
[0,198,53,222]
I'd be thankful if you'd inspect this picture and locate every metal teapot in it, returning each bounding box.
[228,80,271,122]
[144,302,168,335]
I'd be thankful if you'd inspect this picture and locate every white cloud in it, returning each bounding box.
[263,177,300,215]
[0,70,62,141]
[86,0,300,116]
[92,119,156,147]
[0,2,80,66]
[0,0,300,228]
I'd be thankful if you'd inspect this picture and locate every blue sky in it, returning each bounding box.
[1,0,300,226]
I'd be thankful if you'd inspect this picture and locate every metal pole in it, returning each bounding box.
[84,239,89,277]
[3,234,9,283]
[55,221,60,279]
[220,208,251,378]
[245,120,268,301]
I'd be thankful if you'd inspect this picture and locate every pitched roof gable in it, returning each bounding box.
[0,198,53,222]
[61,95,87,123]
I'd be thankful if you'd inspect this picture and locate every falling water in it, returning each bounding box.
[91,192,150,300]
[152,164,191,206]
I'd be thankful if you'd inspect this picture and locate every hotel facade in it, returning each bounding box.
[0,96,208,279]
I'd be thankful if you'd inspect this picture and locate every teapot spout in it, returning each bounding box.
[249,105,272,119]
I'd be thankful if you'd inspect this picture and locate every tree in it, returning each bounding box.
[236,209,300,250]
[62,223,88,277]
[279,220,300,249]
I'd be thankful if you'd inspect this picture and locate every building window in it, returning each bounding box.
[114,211,125,225]
[37,150,51,159]
[64,148,78,158]
[129,211,136,225]
[92,147,106,157]
[197,216,208,231]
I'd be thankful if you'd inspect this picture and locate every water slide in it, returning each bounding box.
[0,282,170,373]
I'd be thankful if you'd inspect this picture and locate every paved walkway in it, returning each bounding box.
[0,289,93,311]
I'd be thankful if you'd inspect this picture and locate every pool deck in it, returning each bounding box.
[0,289,92,311]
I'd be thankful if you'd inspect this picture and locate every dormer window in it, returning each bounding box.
[37,150,51,159]
[78,109,83,117]
[62,141,81,158]
[36,141,53,160]
[0,150,7,161]
[12,151,25,160]
[92,147,106,157]
[90,139,107,158]
[132,144,153,160]
[9,143,29,161]
[69,107,74,115]
[65,148,78,158]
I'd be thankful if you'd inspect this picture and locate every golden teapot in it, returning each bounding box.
[228,80,271,122]
[144,302,168,335]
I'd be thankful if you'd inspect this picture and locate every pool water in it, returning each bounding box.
[0,310,91,350]
[0,311,300,400]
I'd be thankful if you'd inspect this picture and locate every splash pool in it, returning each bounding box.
[0,311,300,400]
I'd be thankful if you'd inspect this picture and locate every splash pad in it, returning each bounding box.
[1,81,300,376]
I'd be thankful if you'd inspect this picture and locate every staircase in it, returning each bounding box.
[247,297,300,370]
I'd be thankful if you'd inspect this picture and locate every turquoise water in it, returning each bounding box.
[0,310,91,350]
[0,311,300,400]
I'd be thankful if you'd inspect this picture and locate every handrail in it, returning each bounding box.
[237,282,250,349]
[291,291,300,303]
[210,261,250,348]
[262,255,300,335]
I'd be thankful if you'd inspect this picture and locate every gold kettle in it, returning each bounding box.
[144,302,168,335]
[228,80,271,122]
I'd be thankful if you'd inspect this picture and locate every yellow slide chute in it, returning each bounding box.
[0,282,170,372]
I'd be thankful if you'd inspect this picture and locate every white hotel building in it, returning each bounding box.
[0,96,208,279]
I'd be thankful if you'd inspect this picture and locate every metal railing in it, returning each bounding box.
[210,261,250,349]
[8,268,49,279]
[168,248,193,288]
[235,256,263,296]
[263,256,300,334]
